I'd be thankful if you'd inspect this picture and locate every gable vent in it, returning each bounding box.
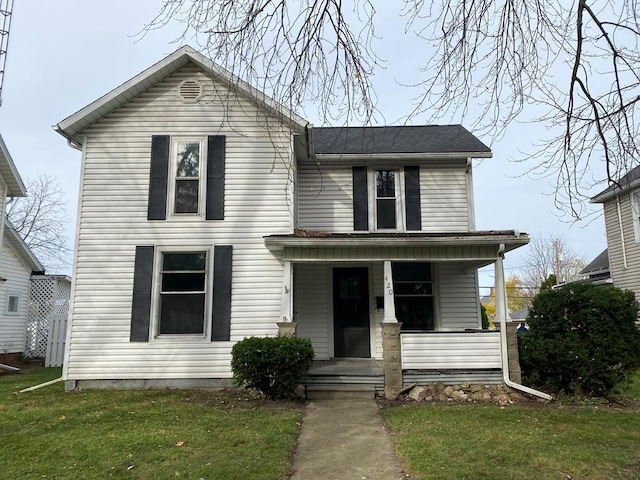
[177,79,203,103]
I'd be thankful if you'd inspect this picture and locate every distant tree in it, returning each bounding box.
[480,303,490,330]
[540,274,558,291]
[520,236,585,293]
[482,274,533,322]
[7,175,72,272]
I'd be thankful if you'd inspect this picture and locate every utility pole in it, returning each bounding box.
[0,0,14,106]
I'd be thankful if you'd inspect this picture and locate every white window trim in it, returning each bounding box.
[632,190,640,243]
[167,137,208,220]
[150,245,214,340]
[4,290,21,315]
[368,167,405,232]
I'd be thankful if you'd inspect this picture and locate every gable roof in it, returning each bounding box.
[312,125,491,158]
[0,134,26,197]
[591,164,640,203]
[3,219,44,273]
[54,46,309,146]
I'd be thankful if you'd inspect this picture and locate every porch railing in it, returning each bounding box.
[401,331,501,370]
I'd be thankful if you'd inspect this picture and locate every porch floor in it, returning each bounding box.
[309,359,384,377]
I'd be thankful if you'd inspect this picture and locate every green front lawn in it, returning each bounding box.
[383,402,640,480]
[0,367,302,479]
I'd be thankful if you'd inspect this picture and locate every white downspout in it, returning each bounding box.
[495,244,552,400]
[616,195,629,269]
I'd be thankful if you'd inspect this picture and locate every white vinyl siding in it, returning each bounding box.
[297,163,353,232]
[435,263,481,330]
[294,263,330,359]
[297,162,470,233]
[603,195,640,300]
[420,168,469,232]
[0,242,31,354]
[401,332,501,369]
[66,64,294,380]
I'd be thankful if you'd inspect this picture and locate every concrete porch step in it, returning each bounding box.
[306,384,377,400]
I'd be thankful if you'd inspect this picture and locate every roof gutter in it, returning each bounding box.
[52,124,83,151]
[315,151,492,161]
[496,244,552,401]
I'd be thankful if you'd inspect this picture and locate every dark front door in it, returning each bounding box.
[333,267,370,358]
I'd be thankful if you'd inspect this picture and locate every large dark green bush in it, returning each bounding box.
[231,336,314,399]
[519,283,640,396]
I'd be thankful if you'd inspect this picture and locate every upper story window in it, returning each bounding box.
[172,139,205,216]
[147,135,226,221]
[352,165,421,232]
[375,170,399,229]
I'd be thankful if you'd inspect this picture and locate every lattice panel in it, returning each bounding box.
[25,277,70,361]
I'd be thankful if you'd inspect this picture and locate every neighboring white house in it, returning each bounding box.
[0,134,31,363]
[0,221,45,359]
[55,46,530,397]
[0,133,26,256]
[591,165,640,301]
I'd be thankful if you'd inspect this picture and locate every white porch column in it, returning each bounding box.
[494,252,508,329]
[382,260,397,323]
[277,261,297,336]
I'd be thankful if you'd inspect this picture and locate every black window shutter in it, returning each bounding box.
[206,136,226,220]
[352,166,369,231]
[405,166,422,230]
[130,246,154,342]
[147,136,170,220]
[211,245,233,341]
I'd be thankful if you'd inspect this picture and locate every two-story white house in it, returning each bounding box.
[55,46,535,398]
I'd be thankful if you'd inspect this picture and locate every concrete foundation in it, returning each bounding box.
[67,378,235,392]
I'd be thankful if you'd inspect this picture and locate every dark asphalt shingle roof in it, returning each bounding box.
[579,249,609,276]
[592,164,640,201]
[313,125,491,155]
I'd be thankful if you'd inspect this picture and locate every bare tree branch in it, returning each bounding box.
[141,0,640,218]
[6,175,72,272]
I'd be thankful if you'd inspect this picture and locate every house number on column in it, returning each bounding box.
[385,276,393,295]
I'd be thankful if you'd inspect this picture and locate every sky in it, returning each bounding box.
[0,1,608,288]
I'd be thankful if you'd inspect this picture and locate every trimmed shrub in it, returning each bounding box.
[231,336,315,399]
[519,283,640,396]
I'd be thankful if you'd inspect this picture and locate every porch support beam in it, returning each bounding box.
[382,260,397,323]
[277,261,297,337]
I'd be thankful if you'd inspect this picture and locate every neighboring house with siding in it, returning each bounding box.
[55,46,531,397]
[0,221,45,358]
[0,134,30,363]
[591,165,640,301]
[0,133,26,256]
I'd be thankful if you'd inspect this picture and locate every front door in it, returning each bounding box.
[333,267,370,358]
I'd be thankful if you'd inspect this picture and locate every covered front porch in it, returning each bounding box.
[265,231,528,398]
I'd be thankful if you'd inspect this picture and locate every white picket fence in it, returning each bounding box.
[25,276,71,367]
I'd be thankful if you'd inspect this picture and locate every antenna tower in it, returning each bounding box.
[0,0,14,106]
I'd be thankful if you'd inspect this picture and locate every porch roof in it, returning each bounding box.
[265,230,528,265]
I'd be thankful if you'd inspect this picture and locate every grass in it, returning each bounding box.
[383,401,640,480]
[0,367,303,480]
[615,370,640,400]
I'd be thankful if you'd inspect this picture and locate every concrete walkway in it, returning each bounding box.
[290,399,407,480]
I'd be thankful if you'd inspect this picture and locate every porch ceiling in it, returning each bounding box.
[264,230,528,263]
